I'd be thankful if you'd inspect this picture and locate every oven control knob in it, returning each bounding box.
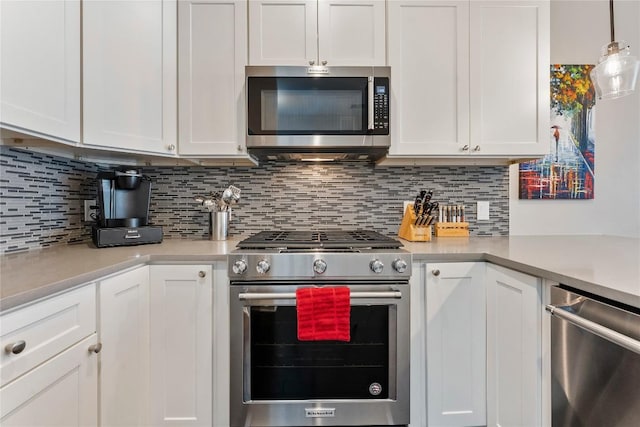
[232,259,248,275]
[256,259,270,274]
[313,259,327,275]
[392,259,408,273]
[370,259,384,274]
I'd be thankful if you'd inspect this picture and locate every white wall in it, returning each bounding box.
[509,0,640,237]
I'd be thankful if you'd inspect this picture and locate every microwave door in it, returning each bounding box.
[247,76,369,136]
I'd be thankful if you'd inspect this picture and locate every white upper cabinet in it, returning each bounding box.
[317,0,386,66]
[178,0,248,156]
[0,0,81,144]
[249,0,385,66]
[82,0,177,155]
[469,0,550,156]
[388,0,549,159]
[249,0,317,65]
[388,0,470,156]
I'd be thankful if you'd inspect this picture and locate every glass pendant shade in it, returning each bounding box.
[590,41,640,100]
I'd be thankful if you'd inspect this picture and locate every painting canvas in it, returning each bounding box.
[519,65,596,199]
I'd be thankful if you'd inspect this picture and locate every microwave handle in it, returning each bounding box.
[368,76,374,130]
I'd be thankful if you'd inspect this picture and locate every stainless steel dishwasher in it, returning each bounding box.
[547,286,640,427]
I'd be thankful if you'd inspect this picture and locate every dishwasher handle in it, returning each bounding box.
[546,304,640,355]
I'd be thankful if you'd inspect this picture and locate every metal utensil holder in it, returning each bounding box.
[209,210,229,240]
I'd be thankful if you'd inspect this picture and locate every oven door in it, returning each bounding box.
[230,282,410,427]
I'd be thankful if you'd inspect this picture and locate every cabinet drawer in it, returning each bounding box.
[0,284,96,386]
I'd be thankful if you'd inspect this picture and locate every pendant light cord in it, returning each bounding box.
[609,0,615,43]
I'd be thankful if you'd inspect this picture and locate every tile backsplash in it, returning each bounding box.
[1,146,509,254]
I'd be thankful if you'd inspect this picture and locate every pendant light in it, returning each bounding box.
[589,0,640,100]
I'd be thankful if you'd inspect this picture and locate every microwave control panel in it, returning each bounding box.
[372,77,389,134]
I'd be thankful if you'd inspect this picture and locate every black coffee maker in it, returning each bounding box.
[91,168,163,248]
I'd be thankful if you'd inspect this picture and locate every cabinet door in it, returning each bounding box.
[469,0,549,156]
[0,0,80,144]
[248,0,317,65]
[83,0,177,155]
[0,335,98,426]
[99,266,150,427]
[317,0,386,66]
[149,265,213,426]
[426,262,486,427]
[388,0,470,156]
[486,264,542,427]
[0,283,96,387]
[409,263,427,427]
[178,0,247,156]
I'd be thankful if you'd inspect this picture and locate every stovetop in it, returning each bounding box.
[236,230,403,250]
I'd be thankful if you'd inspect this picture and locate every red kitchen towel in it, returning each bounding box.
[296,286,351,342]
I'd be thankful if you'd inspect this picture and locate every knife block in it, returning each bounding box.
[435,222,470,237]
[398,204,432,242]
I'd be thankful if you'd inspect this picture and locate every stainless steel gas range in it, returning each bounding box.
[228,230,412,427]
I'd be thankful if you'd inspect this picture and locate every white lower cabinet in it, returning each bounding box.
[149,265,213,426]
[425,262,487,427]
[0,284,98,427]
[486,263,542,427]
[0,334,99,426]
[99,266,150,427]
[0,263,226,427]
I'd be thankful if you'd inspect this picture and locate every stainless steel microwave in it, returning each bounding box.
[245,66,390,161]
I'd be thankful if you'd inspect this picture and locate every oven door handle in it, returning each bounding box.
[546,304,640,355]
[238,290,402,301]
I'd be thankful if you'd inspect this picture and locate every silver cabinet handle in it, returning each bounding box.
[309,60,315,66]
[546,304,640,355]
[167,144,176,151]
[432,269,440,276]
[321,60,327,66]
[88,343,103,354]
[473,145,481,151]
[198,270,206,278]
[238,291,402,301]
[4,340,26,355]
[461,145,470,151]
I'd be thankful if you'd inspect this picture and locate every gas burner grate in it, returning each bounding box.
[237,230,403,250]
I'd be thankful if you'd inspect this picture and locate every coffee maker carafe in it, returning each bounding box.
[92,168,163,247]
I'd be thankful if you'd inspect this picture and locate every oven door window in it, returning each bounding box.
[247,77,368,135]
[248,305,390,400]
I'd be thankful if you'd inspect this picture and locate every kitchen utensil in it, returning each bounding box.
[414,191,425,216]
[222,185,241,208]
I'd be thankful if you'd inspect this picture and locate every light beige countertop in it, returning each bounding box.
[1,235,639,311]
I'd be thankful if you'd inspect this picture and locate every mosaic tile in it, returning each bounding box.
[0,147,509,253]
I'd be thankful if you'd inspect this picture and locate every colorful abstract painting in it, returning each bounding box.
[519,65,596,199]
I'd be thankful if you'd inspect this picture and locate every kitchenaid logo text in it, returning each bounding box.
[305,408,335,418]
